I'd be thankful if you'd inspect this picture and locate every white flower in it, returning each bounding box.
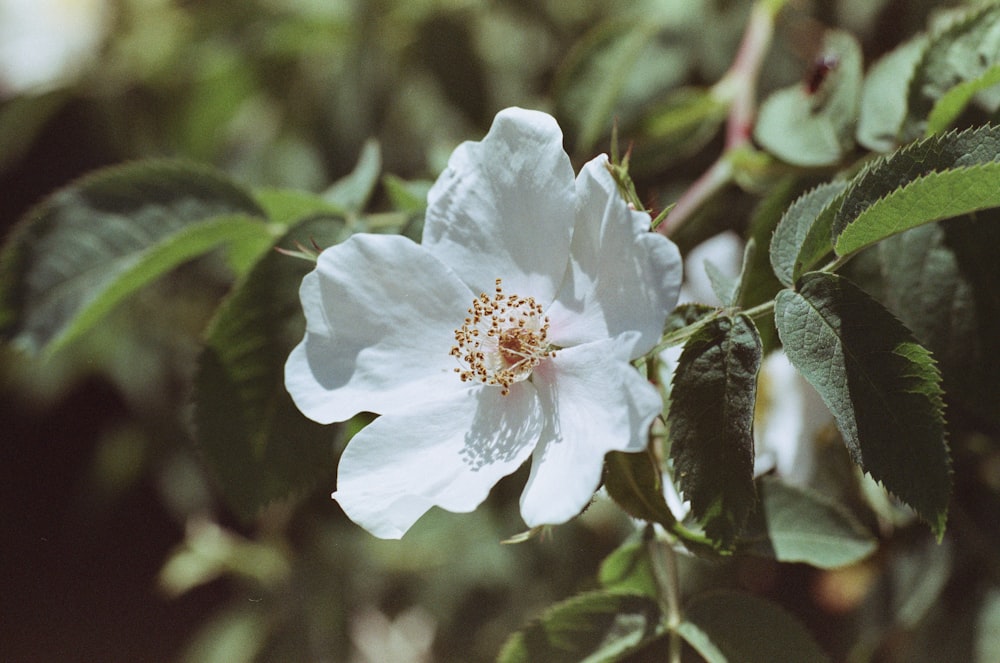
[285,108,682,539]
[753,348,829,486]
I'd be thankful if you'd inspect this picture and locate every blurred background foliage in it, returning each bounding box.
[1,0,992,661]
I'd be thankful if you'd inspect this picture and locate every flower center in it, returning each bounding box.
[451,278,555,395]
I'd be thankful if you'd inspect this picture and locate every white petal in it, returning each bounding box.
[422,107,576,303]
[546,155,682,357]
[285,234,474,423]
[519,333,662,527]
[333,382,543,539]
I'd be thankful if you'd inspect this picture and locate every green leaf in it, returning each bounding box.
[833,125,1000,256]
[604,450,676,529]
[754,30,863,167]
[382,173,433,213]
[740,477,876,569]
[774,272,951,538]
[598,535,658,598]
[877,215,1000,427]
[58,215,272,356]
[856,36,927,152]
[0,161,267,354]
[770,180,849,287]
[497,590,663,663]
[663,303,717,336]
[253,188,346,225]
[556,17,688,155]
[633,86,728,170]
[322,138,381,212]
[678,590,831,663]
[667,314,761,549]
[742,178,805,351]
[703,238,756,308]
[904,4,1000,139]
[926,63,1000,135]
[194,214,346,519]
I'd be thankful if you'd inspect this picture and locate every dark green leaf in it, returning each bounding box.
[678,590,831,663]
[903,4,1000,139]
[604,450,676,529]
[0,161,266,353]
[663,303,717,336]
[668,314,761,549]
[754,30,862,167]
[877,215,1000,427]
[740,477,876,569]
[742,177,806,352]
[194,215,346,519]
[497,591,663,663]
[770,180,849,287]
[774,272,951,538]
[633,86,728,170]
[833,125,1000,256]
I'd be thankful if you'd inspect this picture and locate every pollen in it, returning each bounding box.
[450,278,555,395]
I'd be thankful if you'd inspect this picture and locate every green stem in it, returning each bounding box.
[741,299,776,322]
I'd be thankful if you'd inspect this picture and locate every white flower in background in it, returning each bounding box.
[0,0,112,95]
[754,348,829,486]
[286,107,682,539]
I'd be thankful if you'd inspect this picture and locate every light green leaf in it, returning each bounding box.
[322,138,381,212]
[774,272,951,538]
[604,450,677,530]
[754,30,863,166]
[194,215,345,519]
[668,314,762,549]
[678,590,831,663]
[253,188,346,225]
[382,173,433,213]
[741,477,876,569]
[497,590,663,663]
[57,215,272,356]
[856,36,927,152]
[926,63,1000,135]
[833,125,1000,256]
[769,181,848,287]
[598,536,658,598]
[0,161,267,354]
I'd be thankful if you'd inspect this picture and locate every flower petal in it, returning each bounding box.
[285,234,474,423]
[333,382,543,539]
[519,333,662,527]
[422,107,576,304]
[546,155,682,357]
